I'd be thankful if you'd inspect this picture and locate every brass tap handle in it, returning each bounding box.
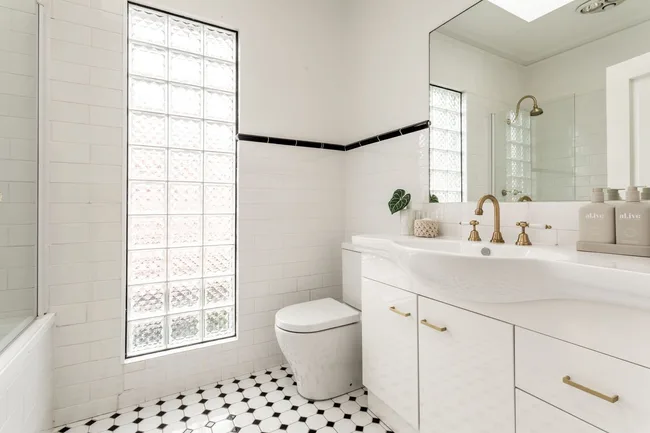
[515,221,532,246]
[468,220,481,242]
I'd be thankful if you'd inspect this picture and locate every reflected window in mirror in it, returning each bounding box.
[429,85,464,203]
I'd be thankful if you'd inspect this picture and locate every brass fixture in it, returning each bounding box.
[562,376,619,403]
[507,95,544,125]
[475,195,505,243]
[389,306,411,317]
[515,221,532,246]
[468,220,482,242]
[420,319,447,332]
[518,195,532,202]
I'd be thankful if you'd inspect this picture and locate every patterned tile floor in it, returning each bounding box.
[54,365,393,433]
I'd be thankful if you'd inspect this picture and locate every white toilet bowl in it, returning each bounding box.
[275,297,362,400]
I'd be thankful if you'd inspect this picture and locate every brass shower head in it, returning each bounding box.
[507,95,543,124]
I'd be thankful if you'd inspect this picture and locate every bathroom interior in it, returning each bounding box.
[2,0,650,432]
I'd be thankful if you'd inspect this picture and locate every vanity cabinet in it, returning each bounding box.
[362,278,419,429]
[516,391,602,433]
[418,297,514,433]
[516,328,650,433]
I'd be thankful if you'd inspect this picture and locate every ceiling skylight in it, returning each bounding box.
[488,0,574,22]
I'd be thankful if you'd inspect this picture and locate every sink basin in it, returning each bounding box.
[352,234,650,311]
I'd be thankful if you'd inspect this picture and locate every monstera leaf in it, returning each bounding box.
[388,189,411,215]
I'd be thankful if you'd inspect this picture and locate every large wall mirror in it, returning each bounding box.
[0,0,40,352]
[429,0,650,202]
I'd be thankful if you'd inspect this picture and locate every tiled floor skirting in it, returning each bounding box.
[54,365,394,433]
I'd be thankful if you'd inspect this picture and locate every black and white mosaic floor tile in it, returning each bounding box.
[54,365,393,433]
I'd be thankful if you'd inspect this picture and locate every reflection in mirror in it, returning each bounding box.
[429,0,650,202]
[0,0,39,352]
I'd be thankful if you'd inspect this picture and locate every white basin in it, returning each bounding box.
[352,234,650,311]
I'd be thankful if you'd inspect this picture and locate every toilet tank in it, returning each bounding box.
[342,244,362,310]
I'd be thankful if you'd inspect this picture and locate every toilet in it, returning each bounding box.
[275,247,362,400]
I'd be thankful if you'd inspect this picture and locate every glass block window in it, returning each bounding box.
[126,4,237,357]
[505,111,532,202]
[429,85,463,203]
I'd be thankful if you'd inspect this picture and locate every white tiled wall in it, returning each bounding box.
[0,315,54,433]
[46,0,346,426]
[0,0,38,323]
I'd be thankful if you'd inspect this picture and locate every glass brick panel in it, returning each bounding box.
[204,215,235,245]
[169,182,203,214]
[204,245,235,277]
[130,77,167,113]
[204,306,235,339]
[129,111,167,147]
[204,276,234,307]
[168,247,202,281]
[169,16,203,54]
[170,83,202,118]
[128,283,166,319]
[431,108,460,132]
[169,149,203,182]
[204,152,234,183]
[169,279,202,312]
[168,215,202,247]
[127,4,237,356]
[431,86,461,111]
[128,216,166,250]
[130,43,167,80]
[204,184,235,214]
[129,5,167,46]
[205,90,235,122]
[430,128,460,152]
[128,317,166,355]
[128,249,166,285]
[169,50,203,86]
[205,121,235,153]
[129,146,167,180]
[168,311,202,347]
[169,116,202,150]
[204,27,235,62]
[129,181,166,214]
[205,58,235,92]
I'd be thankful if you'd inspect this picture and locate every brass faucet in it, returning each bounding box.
[475,194,505,243]
[515,221,532,246]
[518,195,532,202]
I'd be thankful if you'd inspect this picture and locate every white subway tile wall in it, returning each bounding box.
[48,1,345,426]
[0,0,38,334]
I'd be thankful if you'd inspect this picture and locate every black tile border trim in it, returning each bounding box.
[237,120,431,152]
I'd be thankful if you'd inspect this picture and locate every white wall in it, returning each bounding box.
[47,0,346,426]
[0,315,54,433]
[0,0,38,323]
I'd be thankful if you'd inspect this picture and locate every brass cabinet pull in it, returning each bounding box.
[420,319,447,332]
[389,306,411,317]
[562,376,619,403]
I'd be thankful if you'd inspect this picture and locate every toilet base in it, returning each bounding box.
[276,322,362,400]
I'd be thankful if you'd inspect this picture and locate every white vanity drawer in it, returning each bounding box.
[516,327,650,433]
[516,390,602,433]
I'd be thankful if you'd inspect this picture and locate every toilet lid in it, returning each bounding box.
[275,298,360,333]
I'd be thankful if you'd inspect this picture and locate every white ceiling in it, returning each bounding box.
[437,0,650,65]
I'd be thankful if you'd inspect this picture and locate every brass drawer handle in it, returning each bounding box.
[562,376,619,403]
[420,319,447,332]
[389,306,411,317]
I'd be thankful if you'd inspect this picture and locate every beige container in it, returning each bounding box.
[578,188,615,244]
[616,187,650,246]
[414,219,439,238]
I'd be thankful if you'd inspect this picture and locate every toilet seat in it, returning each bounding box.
[275,298,360,333]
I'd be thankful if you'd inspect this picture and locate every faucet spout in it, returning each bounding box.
[475,194,505,244]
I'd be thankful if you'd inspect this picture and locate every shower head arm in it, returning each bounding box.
[512,95,540,123]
